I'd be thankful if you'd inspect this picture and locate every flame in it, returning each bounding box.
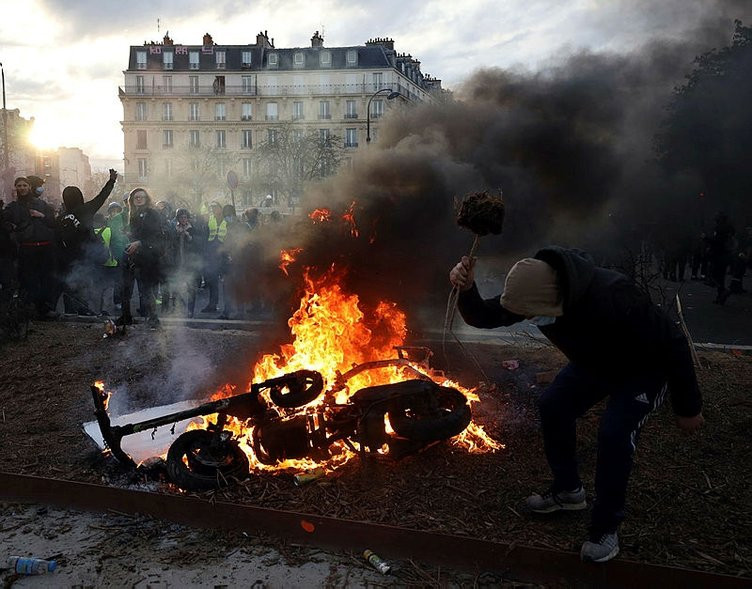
[309,208,332,223]
[209,264,500,474]
[279,248,303,276]
[94,381,113,411]
[342,201,359,238]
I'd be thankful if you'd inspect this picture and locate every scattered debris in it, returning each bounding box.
[363,549,390,574]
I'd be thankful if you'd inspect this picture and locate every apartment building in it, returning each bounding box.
[119,30,443,203]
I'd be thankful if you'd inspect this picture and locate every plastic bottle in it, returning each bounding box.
[363,549,390,574]
[8,556,57,575]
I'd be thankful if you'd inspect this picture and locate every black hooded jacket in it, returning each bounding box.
[4,195,57,244]
[457,246,702,417]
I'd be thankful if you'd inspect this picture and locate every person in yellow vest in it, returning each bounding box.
[92,213,118,316]
[201,201,226,313]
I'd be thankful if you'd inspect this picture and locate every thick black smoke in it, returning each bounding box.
[230,5,751,331]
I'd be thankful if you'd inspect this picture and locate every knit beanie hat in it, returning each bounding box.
[500,258,563,317]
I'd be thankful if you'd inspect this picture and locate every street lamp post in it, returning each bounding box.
[1,62,9,172]
[366,88,400,144]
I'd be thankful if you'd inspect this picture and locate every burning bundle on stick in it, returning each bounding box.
[444,191,505,348]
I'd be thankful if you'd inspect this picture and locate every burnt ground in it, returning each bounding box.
[0,321,751,583]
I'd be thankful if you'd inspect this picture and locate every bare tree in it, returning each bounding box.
[253,123,344,207]
[157,145,238,211]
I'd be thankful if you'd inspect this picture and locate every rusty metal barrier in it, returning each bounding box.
[1,472,748,588]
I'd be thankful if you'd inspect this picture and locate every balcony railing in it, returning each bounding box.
[344,113,358,119]
[120,82,403,98]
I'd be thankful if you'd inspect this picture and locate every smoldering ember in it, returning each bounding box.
[1,2,752,587]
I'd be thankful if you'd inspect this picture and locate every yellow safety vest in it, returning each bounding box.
[208,216,227,243]
[96,227,118,267]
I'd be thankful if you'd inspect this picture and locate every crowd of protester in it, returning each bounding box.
[0,173,283,328]
[1,174,751,327]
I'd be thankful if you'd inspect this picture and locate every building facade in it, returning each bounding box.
[119,31,443,206]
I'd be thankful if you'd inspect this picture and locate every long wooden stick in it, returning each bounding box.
[443,234,481,365]
[675,294,701,369]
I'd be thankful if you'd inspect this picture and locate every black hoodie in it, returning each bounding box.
[457,246,702,417]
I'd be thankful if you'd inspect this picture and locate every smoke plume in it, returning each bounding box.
[230,4,751,330]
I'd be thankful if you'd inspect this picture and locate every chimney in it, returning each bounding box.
[311,30,324,47]
[163,31,173,46]
[256,31,273,48]
[366,37,395,51]
[203,33,213,46]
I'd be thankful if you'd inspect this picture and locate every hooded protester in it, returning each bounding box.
[55,169,118,315]
[4,176,58,318]
[116,187,163,328]
[449,246,704,563]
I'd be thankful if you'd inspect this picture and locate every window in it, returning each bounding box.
[189,130,200,147]
[135,102,147,121]
[292,101,304,120]
[216,130,226,148]
[345,100,357,119]
[242,51,252,67]
[241,103,253,121]
[242,158,252,177]
[372,72,383,90]
[136,130,147,149]
[215,103,226,121]
[138,158,148,178]
[162,75,172,94]
[163,129,173,148]
[319,50,331,66]
[163,51,174,70]
[136,76,145,94]
[218,160,226,177]
[346,49,357,65]
[268,129,278,144]
[164,159,173,177]
[213,76,225,95]
[189,51,200,70]
[267,53,278,67]
[319,128,330,144]
[189,75,199,94]
[189,102,200,121]
[318,100,331,119]
[162,102,173,121]
[216,50,226,69]
[242,75,254,94]
[371,99,384,119]
[345,128,357,148]
[241,130,252,149]
[266,102,278,121]
[136,51,147,70]
[292,129,303,143]
[293,52,304,67]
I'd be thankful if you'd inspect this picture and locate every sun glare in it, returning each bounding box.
[28,119,64,151]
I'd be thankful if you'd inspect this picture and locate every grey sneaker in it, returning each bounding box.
[526,485,587,513]
[581,531,619,563]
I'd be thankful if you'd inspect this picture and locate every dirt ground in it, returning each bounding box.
[1,320,751,585]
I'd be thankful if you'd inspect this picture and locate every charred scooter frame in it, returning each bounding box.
[91,348,472,491]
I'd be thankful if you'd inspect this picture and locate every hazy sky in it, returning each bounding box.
[0,0,747,169]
